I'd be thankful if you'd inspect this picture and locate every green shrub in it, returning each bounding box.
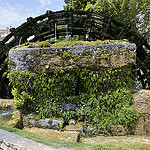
[7,68,139,133]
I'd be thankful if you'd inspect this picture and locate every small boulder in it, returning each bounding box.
[68,119,76,125]
[135,116,150,136]
[64,124,85,136]
[39,118,64,129]
[106,125,126,136]
[133,89,150,114]
[62,102,76,111]
[22,113,37,128]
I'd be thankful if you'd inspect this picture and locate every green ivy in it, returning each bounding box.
[7,68,139,133]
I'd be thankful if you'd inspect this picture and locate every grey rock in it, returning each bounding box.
[23,113,37,128]
[9,44,136,73]
[62,103,76,111]
[39,118,64,129]
[39,119,51,127]
[106,125,126,136]
[68,119,76,125]
[0,142,8,150]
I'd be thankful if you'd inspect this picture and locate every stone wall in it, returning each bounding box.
[133,89,150,136]
[9,43,136,73]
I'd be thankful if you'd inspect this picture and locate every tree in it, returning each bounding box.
[64,0,96,10]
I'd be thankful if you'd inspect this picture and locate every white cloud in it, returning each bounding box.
[0,0,64,29]
[0,2,40,29]
[39,0,52,7]
[0,4,23,28]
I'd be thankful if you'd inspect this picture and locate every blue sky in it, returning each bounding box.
[0,0,66,29]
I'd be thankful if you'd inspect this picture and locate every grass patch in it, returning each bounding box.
[0,121,150,150]
[0,120,87,149]
[90,144,150,150]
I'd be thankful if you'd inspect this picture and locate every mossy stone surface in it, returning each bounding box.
[9,42,136,73]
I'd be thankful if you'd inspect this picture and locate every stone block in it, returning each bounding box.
[22,113,37,128]
[62,102,76,111]
[24,127,80,142]
[39,118,64,129]
[0,108,13,123]
[68,119,76,125]
[64,124,85,136]
[6,109,23,129]
[106,125,126,136]
[133,89,150,114]
[0,99,14,108]
[135,116,150,136]
[9,44,136,73]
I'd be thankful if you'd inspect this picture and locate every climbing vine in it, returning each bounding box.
[8,68,139,134]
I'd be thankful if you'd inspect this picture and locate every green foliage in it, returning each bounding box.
[8,68,139,134]
[99,53,110,59]
[62,51,72,59]
[64,0,96,10]
[86,0,150,38]
[92,0,139,24]
[12,88,35,109]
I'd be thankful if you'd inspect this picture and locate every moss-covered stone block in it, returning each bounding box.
[9,40,136,73]
[6,109,23,129]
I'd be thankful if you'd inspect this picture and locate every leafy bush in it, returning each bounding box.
[8,68,139,133]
